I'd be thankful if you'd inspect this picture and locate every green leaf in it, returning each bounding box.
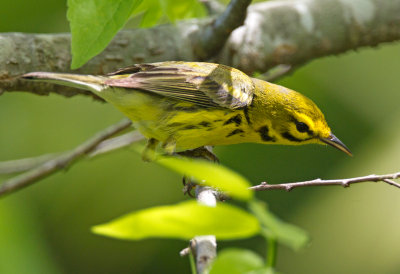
[133,0,163,27]
[209,248,266,274]
[248,268,277,274]
[131,0,206,28]
[67,0,142,69]
[92,201,260,240]
[163,0,206,22]
[249,200,309,250]
[156,156,253,201]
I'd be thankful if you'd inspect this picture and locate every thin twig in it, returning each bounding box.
[250,172,400,192]
[0,119,133,197]
[195,0,252,60]
[180,187,218,272]
[0,153,58,174]
[193,186,217,274]
[179,247,191,257]
[0,131,145,175]
[88,131,144,157]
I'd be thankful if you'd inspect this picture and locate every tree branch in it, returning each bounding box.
[221,0,400,73]
[0,153,58,174]
[0,119,136,197]
[0,130,144,175]
[250,172,400,192]
[193,186,217,274]
[1,0,399,98]
[179,189,218,274]
[194,0,252,60]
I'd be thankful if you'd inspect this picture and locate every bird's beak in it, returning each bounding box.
[320,133,353,156]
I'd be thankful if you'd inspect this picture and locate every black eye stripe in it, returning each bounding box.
[296,122,309,133]
[282,132,302,142]
[290,116,314,135]
[257,125,276,142]
[282,132,313,142]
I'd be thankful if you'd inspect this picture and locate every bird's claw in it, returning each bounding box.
[182,176,197,197]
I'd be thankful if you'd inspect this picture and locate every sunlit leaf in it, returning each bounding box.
[156,156,253,201]
[249,200,309,250]
[131,0,206,28]
[67,0,142,69]
[210,248,267,274]
[132,0,164,27]
[248,268,276,274]
[92,201,260,240]
[163,0,206,21]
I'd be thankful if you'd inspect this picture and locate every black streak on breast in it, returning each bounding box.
[226,129,244,137]
[168,122,184,127]
[223,114,242,126]
[182,125,199,130]
[199,121,211,127]
[243,108,251,125]
[258,126,275,142]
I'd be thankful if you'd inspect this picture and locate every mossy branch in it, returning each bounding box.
[1,0,399,99]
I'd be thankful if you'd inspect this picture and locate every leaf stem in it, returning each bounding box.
[189,248,198,274]
[266,237,277,268]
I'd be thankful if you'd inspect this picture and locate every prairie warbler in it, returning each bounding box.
[22,61,351,159]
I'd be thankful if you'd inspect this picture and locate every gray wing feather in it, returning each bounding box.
[105,62,255,109]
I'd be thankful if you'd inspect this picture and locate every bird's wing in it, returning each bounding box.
[105,62,255,109]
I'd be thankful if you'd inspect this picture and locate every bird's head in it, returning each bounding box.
[251,79,352,156]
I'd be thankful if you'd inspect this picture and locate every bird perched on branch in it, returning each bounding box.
[22,61,351,161]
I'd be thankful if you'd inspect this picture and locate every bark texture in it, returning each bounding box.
[1,0,399,100]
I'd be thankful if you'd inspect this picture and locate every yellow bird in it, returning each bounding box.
[22,61,352,160]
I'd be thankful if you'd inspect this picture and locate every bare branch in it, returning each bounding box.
[193,186,217,274]
[2,0,400,98]
[0,131,145,175]
[194,0,252,60]
[221,0,400,74]
[250,172,400,192]
[0,119,133,197]
[179,247,191,257]
[0,153,58,174]
[88,131,144,157]
[382,179,400,188]
[179,188,218,272]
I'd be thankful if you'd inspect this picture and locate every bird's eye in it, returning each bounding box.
[296,122,309,133]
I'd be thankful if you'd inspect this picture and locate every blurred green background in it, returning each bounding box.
[1,1,400,273]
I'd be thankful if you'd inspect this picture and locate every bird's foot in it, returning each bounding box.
[176,146,219,162]
[182,176,197,197]
[177,146,219,197]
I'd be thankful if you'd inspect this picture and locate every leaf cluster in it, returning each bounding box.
[67,0,205,69]
[93,153,309,273]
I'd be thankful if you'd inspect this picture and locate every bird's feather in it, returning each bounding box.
[105,61,255,109]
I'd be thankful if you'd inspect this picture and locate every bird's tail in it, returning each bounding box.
[21,72,106,92]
